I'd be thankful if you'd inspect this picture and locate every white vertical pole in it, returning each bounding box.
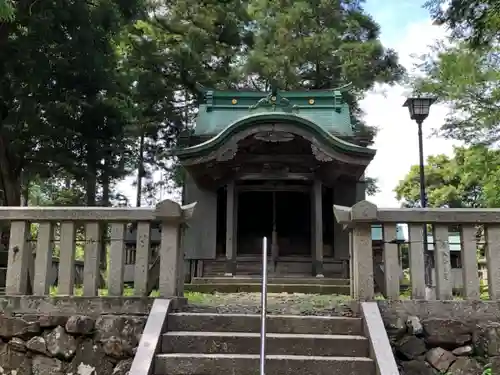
[260,236,268,375]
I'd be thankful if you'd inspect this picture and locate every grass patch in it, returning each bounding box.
[48,286,229,303]
[184,291,218,304]
[48,283,491,305]
[48,286,160,297]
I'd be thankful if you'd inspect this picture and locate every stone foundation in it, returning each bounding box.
[0,313,146,375]
[384,314,499,374]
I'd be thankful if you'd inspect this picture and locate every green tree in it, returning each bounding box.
[365,177,380,197]
[425,0,500,47]
[0,0,145,206]
[395,146,500,208]
[26,176,86,206]
[413,42,500,145]
[244,0,405,145]
[118,0,255,204]
[152,0,253,91]
[0,0,14,21]
[246,0,404,90]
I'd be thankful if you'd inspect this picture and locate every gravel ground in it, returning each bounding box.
[181,292,358,316]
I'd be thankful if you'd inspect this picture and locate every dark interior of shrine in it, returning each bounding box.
[215,183,335,257]
[237,190,311,255]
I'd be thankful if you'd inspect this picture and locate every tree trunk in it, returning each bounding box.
[0,135,22,206]
[0,134,22,268]
[99,151,112,276]
[20,170,29,206]
[136,132,145,207]
[85,149,97,206]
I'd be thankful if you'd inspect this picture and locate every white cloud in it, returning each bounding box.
[362,20,458,208]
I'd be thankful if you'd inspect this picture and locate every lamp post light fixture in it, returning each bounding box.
[403,96,436,296]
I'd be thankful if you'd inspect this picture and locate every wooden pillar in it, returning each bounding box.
[271,191,279,274]
[183,174,218,260]
[356,174,367,202]
[312,179,324,277]
[225,181,236,276]
[333,182,357,278]
[234,191,238,263]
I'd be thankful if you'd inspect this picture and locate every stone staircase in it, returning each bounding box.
[153,312,375,375]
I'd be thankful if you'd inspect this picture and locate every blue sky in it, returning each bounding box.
[365,0,431,47]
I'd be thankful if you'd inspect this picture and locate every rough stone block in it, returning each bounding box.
[447,357,483,375]
[395,336,426,360]
[473,322,500,357]
[422,318,472,348]
[65,315,95,335]
[425,347,456,372]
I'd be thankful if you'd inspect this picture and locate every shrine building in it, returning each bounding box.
[176,87,377,282]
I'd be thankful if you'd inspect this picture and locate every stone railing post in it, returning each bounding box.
[333,200,376,300]
[5,221,31,295]
[154,200,196,298]
[350,201,376,300]
[332,202,500,301]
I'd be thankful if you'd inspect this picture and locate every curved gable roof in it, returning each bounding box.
[176,112,375,160]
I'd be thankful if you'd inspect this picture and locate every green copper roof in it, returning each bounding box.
[176,112,374,159]
[193,88,354,137]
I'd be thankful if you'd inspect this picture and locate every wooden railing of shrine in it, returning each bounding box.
[334,200,495,301]
[0,199,195,298]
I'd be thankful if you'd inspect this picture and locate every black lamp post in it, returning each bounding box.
[403,96,436,292]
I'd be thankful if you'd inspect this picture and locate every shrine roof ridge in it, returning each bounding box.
[197,87,346,97]
[193,86,353,137]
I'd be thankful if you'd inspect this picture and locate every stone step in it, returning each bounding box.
[162,331,369,357]
[184,283,350,294]
[168,313,363,335]
[154,353,374,375]
[191,277,350,286]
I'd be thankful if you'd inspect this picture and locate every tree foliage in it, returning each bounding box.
[0,0,145,206]
[364,177,380,197]
[244,0,405,145]
[0,0,13,21]
[408,4,500,208]
[413,41,500,145]
[246,0,404,89]
[425,0,500,47]
[395,146,500,208]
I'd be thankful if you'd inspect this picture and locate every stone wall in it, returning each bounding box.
[0,313,146,375]
[385,314,498,374]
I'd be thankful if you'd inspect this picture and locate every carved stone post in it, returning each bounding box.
[155,199,196,297]
[350,201,376,300]
[5,221,30,295]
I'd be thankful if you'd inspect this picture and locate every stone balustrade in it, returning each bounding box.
[334,200,497,301]
[0,199,195,298]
